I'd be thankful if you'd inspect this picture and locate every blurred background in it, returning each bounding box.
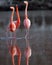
[0,0,52,65]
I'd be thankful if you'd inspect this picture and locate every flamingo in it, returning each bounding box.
[24,1,32,65]
[9,5,20,32]
[23,1,31,38]
[9,45,21,65]
[9,6,16,32]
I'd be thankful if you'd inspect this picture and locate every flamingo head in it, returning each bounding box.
[16,5,18,11]
[10,6,14,10]
[16,5,18,8]
[24,1,28,5]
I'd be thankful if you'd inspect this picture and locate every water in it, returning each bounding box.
[0,11,52,65]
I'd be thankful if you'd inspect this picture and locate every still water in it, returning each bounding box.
[0,11,52,65]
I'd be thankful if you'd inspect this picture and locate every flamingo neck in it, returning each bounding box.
[10,8,14,22]
[25,4,28,19]
[16,6,19,18]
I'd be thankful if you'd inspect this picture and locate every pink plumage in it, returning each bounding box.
[24,18,31,29]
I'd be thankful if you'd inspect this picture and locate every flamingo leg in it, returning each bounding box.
[27,29,29,39]
[25,28,29,40]
[25,29,30,47]
[26,57,29,65]
[12,56,15,65]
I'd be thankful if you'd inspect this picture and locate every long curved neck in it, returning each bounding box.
[16,6,20,18]
[10,8,14,22]
[16,5,20,28]
[25,4,28,19]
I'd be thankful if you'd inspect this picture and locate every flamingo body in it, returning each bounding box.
[9,22,16,32]
[24,18,31,29]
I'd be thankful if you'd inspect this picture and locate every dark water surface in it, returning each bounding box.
[0,28,52,65]
[0,11,52,65]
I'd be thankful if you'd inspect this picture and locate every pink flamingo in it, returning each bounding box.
[9,6,16,32]
[23,1,31,38]
[24,1,32,65]
[9,5,20,32]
